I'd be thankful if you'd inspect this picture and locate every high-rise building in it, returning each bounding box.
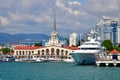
[69,32,78,46]
[96,17,118,45]
[117,26,120,44]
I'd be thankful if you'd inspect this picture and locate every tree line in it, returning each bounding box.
[101,40,120,51]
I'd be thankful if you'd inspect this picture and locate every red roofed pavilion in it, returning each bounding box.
[110,49,119,54]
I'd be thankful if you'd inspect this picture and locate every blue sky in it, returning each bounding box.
[0,0,120,37]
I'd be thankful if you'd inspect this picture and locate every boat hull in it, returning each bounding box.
[71,53,99,65]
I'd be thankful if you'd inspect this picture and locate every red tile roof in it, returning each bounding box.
[110,49,120,54]
[14,46,79,50]
[63,46,79,50]
[14,46,43,50]
[111,49,118,53]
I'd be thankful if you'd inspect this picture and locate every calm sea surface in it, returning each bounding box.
[0,62,120,80]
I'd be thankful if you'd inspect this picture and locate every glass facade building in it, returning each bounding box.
[96,17,118,45]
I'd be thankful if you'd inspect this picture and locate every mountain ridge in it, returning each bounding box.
[0,33,49,45]
[0,33,68,45]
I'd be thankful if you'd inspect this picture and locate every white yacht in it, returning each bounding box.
[70,30,106,65]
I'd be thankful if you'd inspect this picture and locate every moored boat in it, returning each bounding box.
[70,29,106,65]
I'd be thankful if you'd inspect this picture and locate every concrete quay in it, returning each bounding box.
[96,60,120,67]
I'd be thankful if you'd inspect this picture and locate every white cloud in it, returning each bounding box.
[8,11,52,25]
[68,1,81,5]
[84,0,120,16]
[33,15,52,23]
[0,16,9,26]
[55,0,83,16]
[9,12,22,21]
[0,0,120,36]
[55,0,65,8]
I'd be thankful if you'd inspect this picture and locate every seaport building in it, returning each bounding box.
[14,45,78,61]
[13,15,78,61]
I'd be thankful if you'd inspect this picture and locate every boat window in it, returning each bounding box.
[83,43,98,45]
[80,48,100,50]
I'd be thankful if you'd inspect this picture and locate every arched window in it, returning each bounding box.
[61,50,64,56]
[65,51,68,55]
[32,51,34,54]
[29,51,31,55]
[19,51,21,55]
[38,50,40,55]
[46,49,49,55]
[51,48,54,55]
[16,51,18,55]
[22,51,24,55]
[42,50,44,55]
[56,49,60,55]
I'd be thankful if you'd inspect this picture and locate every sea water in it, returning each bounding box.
[0,62,120,80]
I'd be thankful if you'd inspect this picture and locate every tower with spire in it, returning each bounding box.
[45,12,62,47]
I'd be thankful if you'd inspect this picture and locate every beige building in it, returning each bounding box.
[14,46,78,60]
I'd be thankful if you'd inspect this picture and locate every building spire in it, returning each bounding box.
[54,10,56,32]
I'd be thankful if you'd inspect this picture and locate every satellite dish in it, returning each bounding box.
[97,37,100,40]
[88,37,90,40]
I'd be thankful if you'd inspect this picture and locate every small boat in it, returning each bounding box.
[62,58,75,63]
[6,55,15,62]
[19,57,46,62]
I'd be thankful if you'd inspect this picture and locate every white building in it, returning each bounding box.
[69,32,78,46]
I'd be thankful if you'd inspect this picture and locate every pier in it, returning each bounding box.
[96,60,120,67]
[95,49,120,67]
